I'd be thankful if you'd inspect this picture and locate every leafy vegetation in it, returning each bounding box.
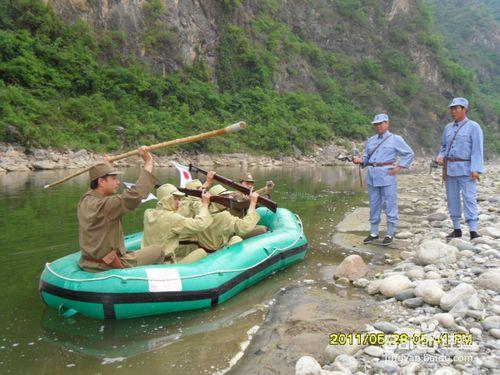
[0,0,497,154]
[0,0,372,155]
[424,0,500,153]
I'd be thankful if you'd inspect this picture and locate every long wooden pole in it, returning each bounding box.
[44,121,246,189]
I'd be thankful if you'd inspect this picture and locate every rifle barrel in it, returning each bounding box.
[189,164,278,212]
[177,188,243,210]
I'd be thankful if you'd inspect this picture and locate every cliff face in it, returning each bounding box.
[38,0,497,154]
[44,0,443,86]
[44,0,221,74]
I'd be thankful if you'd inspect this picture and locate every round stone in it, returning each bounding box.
[364,345,383,357]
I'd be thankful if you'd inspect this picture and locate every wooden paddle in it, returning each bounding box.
[44,121,246,189]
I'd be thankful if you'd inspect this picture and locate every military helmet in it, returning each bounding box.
[89,162,122,181]
[239,173,255,183]
[186,179,202,190]
[209,184,234,196]
[156,183,185,201]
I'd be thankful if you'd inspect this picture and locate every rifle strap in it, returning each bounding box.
[367,134,393,163]
[442,121,468,183]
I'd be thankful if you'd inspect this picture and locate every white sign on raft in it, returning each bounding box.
[146,268,182,292]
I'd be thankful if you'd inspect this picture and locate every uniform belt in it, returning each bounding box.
[445,157,470,162]
[367,162,394,167]
[442,158,472,183]
[82,251,124,269]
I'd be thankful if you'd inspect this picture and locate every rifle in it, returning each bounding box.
[189,164,278,212]
[177,188,249,211]
[429,159,440,175]
[336,151,363,188]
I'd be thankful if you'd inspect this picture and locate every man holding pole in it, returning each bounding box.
[436,97,484,240]
[78,147,164,272]
[353,114,414,245]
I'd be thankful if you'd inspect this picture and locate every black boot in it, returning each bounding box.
[446,229,462,241]
[363,234,379,244]
[380,236,393,246]
[470,231,481,240]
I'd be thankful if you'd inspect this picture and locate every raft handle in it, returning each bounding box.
[58,304,78,318]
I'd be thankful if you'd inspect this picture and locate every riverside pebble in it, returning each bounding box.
[296,164,500,375]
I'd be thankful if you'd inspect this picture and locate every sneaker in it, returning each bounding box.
[445,229,462,241]
[380,236,393,246]
[363,234,379,244]
[470,231,481,240]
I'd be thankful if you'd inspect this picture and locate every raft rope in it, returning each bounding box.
[44,214,304,283]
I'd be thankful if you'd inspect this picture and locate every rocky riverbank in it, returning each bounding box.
[293,164,500,374]
[0,142,435,173]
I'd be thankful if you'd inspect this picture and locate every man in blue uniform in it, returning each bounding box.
[436,97,484,240]
[354,114,414,245]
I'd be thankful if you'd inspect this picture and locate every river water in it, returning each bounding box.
[0,165,365,374]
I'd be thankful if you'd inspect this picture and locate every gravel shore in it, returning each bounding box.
[0,141,436,173]
[296,164,500,374]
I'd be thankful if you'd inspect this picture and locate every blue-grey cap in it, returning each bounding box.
[372,113,389,124]
[448,97,469,109]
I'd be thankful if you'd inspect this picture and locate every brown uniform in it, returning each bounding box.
[78,169,164,272]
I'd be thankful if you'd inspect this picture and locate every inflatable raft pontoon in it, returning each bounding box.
[39,207,307,319]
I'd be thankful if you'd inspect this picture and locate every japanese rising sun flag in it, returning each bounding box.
[171,161,192,188]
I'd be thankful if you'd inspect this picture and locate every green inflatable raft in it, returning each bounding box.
[39,207,307,320]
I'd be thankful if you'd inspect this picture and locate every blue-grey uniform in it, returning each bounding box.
[438,99,484,232]
[361,121,414,237]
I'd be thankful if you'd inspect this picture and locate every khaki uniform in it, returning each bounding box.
[78,169,164,272]
[195,208,260,251]
[142,187,213,263]
[178,196,202,218]
[229,186,271,238]
[230,185,273,217]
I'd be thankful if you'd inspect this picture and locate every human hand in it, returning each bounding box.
[201,190,211,206]
[104,155,114,166]
[470,172,480,181]
[249,191,259,208]
[139,146,153,172]
[436,157,444,166]
[353,156,363,165]
[139,146,152,162]
[206,171,216,184]
[388,166,402,175]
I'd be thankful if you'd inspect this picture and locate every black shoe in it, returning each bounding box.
[380,236,393,246]
[446,229,462,241]
[470,231,481,240]
[363,234,379,244]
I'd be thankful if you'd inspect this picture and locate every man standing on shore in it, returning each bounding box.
[353,114,414,245]
[436,97,484,240]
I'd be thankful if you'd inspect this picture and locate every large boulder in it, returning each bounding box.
[367,280,381,295]
[295,356,321,375]
[440,283,476,311]
[478,227,500,239]
[414,279,443,297]
[422,286,446,306]
[482,316,500,331]
[2,163,30,172]
[333,255,369,281]
[324,343,363,362]
[434,313,454,328]
[427,212,447,221]
[477,269,500,292]
[415,240,458,265]
[379,275,413,297]
[31,161,57,170]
